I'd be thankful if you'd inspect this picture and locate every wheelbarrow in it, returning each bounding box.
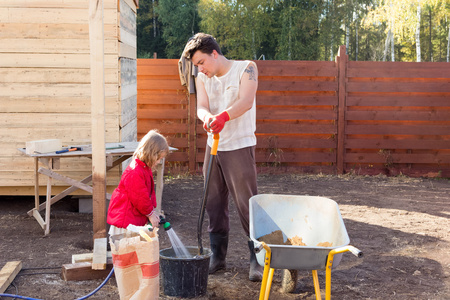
[249,194,363,300]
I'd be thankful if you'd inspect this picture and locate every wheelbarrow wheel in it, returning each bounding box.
[280,269,298,293]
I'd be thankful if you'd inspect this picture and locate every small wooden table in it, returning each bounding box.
[18,142,175,235]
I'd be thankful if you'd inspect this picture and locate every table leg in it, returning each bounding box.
[44,158,53,235]
[30,158,46,230]
[45,176,52,235]
[34,157,39,210]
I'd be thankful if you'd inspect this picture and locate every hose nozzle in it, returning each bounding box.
[159,216,172,231]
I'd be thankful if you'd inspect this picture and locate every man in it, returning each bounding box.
[182,33,263,281]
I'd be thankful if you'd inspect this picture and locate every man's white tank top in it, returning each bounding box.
[198,60,256,151]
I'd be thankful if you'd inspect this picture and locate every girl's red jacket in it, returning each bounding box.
[107,158,156,228]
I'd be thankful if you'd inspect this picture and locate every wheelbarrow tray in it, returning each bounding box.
[249,194,350,271]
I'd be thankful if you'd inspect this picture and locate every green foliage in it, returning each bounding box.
[198,0,275,60]
[137,0,166,58]
[137,0,450,62]
[156,0,200,59]
[275,0,322,60]
[362,0,450,61]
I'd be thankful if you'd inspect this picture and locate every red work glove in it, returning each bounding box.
[210,111,230,134]
[203,113,214,132]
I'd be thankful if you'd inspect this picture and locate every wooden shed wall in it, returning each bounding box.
[0,0,138,195]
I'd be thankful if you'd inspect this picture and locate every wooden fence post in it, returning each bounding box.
[89,0,107,239]
[336,45,348,174]
[188,93,197,173]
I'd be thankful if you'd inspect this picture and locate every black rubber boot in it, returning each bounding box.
[209,232,228,274]
[248,239,264,282]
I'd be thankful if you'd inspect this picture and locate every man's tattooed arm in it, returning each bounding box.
[245,65,257,81]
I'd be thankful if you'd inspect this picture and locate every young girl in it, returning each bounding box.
[107,130,169,233]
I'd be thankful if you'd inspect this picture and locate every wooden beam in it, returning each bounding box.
[89,0,107,240]
[31,209,46,229]
[27,156,127,216]
[45,174,52,235]
[62,259,113,281]
[188,93,197,173]
[92,238,107,270]
[72,251,112,264]
[28,174,94,216]
[336,45,347,174]
[119,41,136,59]
[122,0,137,13]
[0,261,22,293]
[155,158,164,210]
[38,168,94,194]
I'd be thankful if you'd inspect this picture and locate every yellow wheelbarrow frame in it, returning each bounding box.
[258,242,363,300]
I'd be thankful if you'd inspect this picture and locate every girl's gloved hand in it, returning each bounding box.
[149,213,160,228]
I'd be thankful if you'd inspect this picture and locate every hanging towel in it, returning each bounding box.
[178,55,198,94]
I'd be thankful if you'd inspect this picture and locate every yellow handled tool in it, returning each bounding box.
[197,133,220,255]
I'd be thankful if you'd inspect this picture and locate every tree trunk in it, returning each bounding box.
[389,1,394,61]
[346,25,350,55]
[384,30,391,61]
[356,18,359,61]
[390,22,395,61]
[152,0,156,38]
[416,1,421,62]
[252,30,256,60]
[288,0,292,60]
[429,7,433,62]
[329,0,334,61]
[330,35,334,61]
[447,18,450,62]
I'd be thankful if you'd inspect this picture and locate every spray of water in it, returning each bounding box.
[166,228,192,258]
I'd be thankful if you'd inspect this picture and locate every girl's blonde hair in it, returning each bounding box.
[134,130,169,167]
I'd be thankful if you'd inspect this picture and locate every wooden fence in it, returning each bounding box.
[137,46,450,177]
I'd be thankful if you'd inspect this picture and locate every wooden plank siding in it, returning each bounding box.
[137,59,340,174]
[137,52,450,177]
[345,60,450,177]
[137,59,192,173]
[254,60,338,174]
[0,0,138,195]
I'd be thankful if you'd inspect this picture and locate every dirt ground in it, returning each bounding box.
[0,174,449,300]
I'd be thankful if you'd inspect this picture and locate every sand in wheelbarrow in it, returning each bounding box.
[258,230,332,247]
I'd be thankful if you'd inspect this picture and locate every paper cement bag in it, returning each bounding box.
[110,229,159,300]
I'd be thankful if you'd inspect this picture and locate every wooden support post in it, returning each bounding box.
[188,93,197,173]
[89,0,107,240]
[72,251,112,264]
[0,261,22,293]
[62,260,113,281]
[155,159,164,210]
[92,237,107,270]
[45,172,52,235]
[32,209,46,229]
[34,157,40,214]
[336,45,348,174]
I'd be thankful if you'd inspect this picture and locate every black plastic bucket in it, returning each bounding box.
[160,246,212,298]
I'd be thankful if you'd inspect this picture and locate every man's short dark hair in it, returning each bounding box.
[182,33,223,59]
